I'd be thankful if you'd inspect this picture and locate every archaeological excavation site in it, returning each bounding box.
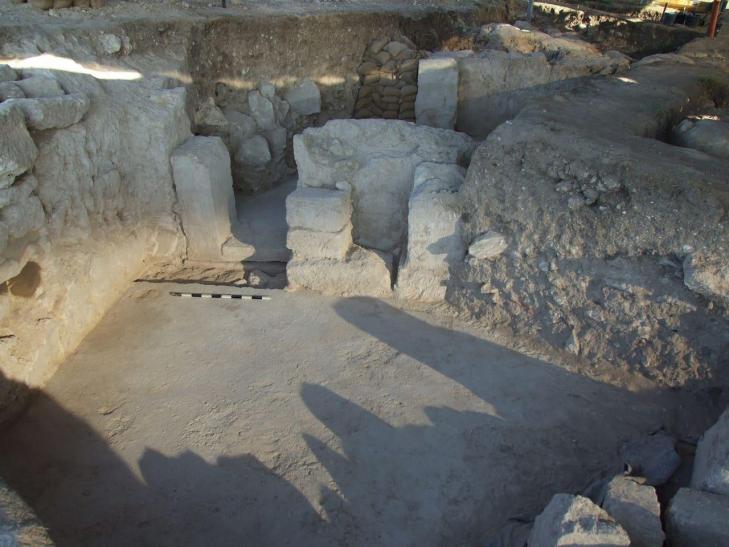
[1,0,729,543]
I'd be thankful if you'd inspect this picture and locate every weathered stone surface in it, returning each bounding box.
[673,117,729,160]
[622,432,680,486]
[528,494,630,547]
[293,119,473,253]
[194,97,229,137]
[415,57,458,129]
[692,406,729,496]
[287,245,392,297]
[666,488,729,547]
[235,135,271,168]
[15,75,65,98]
[285,187,351,233]
[602,476,664,547]
[0,82,25,100]
[0,478,54,546]
[396,162,466,302]
[6,94,90,131]
[284,79,321,116]
[171,136,238,262]
[248,90,276,131]
[683,253,729,303]
[0,103,38,189]
[0,195,45,239]
[224,110,256,151]
[0,64,17,82]
[469,231,507,260]
[287,227,352,260]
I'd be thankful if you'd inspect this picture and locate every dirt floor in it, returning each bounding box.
[0,281,710,546]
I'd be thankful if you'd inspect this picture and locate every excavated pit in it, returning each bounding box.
[1,0,728,545]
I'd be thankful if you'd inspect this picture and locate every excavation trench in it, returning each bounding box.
[0,2,728,545]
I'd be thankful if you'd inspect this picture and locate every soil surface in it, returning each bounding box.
[0,282,710,546]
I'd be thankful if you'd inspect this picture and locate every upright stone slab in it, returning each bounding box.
[396,162,466,302]
[692,406,729,496]
[171,136,242,261]
[602,476,664,547]
[415,57,458,129]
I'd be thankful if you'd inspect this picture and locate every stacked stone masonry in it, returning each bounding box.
[354,35,421,122]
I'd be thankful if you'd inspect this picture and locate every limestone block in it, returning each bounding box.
[285,187,352,233]
[15,76,65,98]
[692,406,729,496]
[666,488,729,547]
[469,231,507,259]
[602,476,664,547]
[6,94,90,131]
[284,79,321,116]
[287,245,392,297]
[248,90,276,130]
[673,118,729,159]
[170,136,238,262]
[415,57,458,129]
[287,226,352,260]
[0,64,17,82]
[0,82,25,101]
[0,103,37,189]
[397,163,466,302]
[528,494,630,547]
[235,135,271,168]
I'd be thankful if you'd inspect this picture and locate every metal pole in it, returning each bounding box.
[527,0,534,21]
[708,0,721,37]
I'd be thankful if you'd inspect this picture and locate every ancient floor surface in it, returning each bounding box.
[0,283,685,546]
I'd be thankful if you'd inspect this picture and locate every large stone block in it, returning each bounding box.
[285,187,352,233]
[692,406,729,496]
[171,136,239,261]
[529,494,630,547]
[666,488,729,547]
[396,163,466,302]
[602,476,664,547]
[287,245,392,297]
[287,226,352,260]
[415,57,459,129]
[15,75,65,98]
[0,103,37,189]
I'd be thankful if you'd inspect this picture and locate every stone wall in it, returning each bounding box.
[286,119,474,299]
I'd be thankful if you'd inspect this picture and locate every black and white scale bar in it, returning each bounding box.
[170,291,271,301]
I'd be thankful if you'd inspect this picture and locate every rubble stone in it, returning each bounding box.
[528,494,630,547]
[15,75,65,98]
[284,79,321,116]
[6,94,90,131]
[673,117,729,159]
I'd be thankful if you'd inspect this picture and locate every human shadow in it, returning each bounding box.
[293,297,683,544]
[0,371,325,547]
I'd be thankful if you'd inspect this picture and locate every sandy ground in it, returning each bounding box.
[0,281,703,546]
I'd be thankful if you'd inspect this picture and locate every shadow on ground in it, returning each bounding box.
[0,296,691,546]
